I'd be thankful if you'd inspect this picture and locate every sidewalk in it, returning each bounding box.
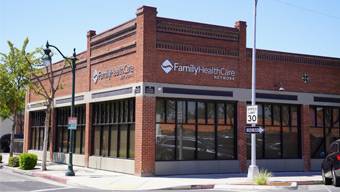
[0,153,322,190]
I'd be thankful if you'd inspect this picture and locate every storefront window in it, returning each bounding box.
[156,124,175,160]
[176,124,195,160]
[92,98,135,159]
[29,111,46,150]
[55,105,85,154]
[247,103,301,159]
[311,106,340,158]
[156,98,236,161]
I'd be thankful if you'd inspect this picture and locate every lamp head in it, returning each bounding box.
[42,48,52,66]
[42,41,52,66]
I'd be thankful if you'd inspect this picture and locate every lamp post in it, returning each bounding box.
[42,41,77,176]
[247,0,260,179]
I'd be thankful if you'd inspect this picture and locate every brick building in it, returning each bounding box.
[23,6,340,176]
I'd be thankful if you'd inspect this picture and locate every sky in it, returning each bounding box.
[1,0,340,60]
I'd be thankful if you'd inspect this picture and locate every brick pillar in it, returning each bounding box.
[23,90,31,152]
[84,102,92,167]
[237,102,247,172]
[49,108,56,161]
[84,30,95,166]
[235,21,249,88]
[86,30,96,91]
[23,110,31,153]
[135,6,157,82]
[135,96,156,176]
[301,105,311,171]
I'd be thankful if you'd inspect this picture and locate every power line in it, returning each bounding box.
[271,0,340,20]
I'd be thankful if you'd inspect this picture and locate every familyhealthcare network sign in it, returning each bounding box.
[161,59,236,81]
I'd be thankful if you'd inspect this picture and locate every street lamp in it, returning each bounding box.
[247,0,260,179]
[42,41,77,176]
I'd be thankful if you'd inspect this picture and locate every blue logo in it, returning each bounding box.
[161,59,173,74]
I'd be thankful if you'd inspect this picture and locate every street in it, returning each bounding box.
[0,168,99,192]
[1,165,340,192]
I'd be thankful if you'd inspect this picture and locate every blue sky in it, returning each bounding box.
[1,0,339,60]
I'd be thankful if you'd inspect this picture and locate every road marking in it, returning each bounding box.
[30,187,74,192]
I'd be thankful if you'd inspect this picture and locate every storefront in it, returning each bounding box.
[24,6,340,176]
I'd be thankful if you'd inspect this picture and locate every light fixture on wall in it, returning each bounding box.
[278,86,285,92]
[275,82,285,91]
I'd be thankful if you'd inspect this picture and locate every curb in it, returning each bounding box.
[32,172,67,184]
[3,166,68,185]
[297,180,323,185]
[214,182,298,190]
[162,184,215,190]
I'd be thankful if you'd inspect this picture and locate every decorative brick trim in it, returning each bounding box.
[156,41,239,57]
[247,49,340,67]
[90,42,136,65]
[55,95,84,105]
[157,18,239,41]
[31,61,87,82]
[90,28,136,50]
[90,19,136,44]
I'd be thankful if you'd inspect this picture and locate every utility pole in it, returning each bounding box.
[247,0,260,180]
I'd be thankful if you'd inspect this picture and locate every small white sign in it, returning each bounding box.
[68,117,77,130]
[246,105,258,124]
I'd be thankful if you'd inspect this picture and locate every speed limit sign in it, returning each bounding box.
[246,105,258,124]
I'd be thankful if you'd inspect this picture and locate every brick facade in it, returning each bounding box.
[23,6,340,176]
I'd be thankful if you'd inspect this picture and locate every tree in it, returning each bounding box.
[0,38,35,157]
[27,43,69,171]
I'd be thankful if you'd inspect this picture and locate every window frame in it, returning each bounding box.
[155,98,237,161]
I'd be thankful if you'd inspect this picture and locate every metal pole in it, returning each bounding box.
[66,49,76,176]
[247,0,259,179]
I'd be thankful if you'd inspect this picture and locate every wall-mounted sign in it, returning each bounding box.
[145,86,155,94]
[161,59,236,81]
[92,64,134,84]
[135,86,141,94]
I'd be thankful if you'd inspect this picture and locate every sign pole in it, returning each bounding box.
[248,0,260,179]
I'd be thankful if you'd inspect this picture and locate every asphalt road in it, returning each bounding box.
[1,166,340,192]
[0,167,100,192]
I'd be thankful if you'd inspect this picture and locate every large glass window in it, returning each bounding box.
[156,98,236,161]
[55,105,85,154]
[247,103,301,159]
[29,111,46,150]
[311,106,340,158]
[92,98,135,159]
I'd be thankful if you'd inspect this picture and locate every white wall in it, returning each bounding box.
[0,118,12,138]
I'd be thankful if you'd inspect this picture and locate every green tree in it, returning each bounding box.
[0,38,36,157]
[27,44,69,171]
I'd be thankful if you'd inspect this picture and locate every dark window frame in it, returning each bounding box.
[246,102,302,159]
[29,110,47,150]
[156,98,237,161]
[54,105,86,154]
[91,98,135,159]
[310,106,340,158]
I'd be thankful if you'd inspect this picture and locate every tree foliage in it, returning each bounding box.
[0,38,38,156]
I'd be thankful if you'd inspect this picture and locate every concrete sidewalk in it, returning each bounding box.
[0,153,322,190]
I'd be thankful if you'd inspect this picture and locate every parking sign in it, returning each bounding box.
[68,117,77,130]
[246,105,258,124]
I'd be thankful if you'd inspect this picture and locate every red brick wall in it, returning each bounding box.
[249,53,340,94]
[134,96,156,176]
[301,105,311,171]
[237,102,247,172]
[84,102,92,167]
